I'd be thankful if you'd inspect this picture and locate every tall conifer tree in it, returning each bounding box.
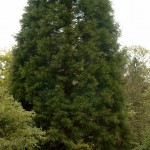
[11,0,131,149]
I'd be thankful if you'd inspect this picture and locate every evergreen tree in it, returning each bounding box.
[11,0,131,149]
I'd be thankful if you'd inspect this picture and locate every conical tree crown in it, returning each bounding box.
[11,0,131,149]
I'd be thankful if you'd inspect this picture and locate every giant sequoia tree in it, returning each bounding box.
[11,0,131,149]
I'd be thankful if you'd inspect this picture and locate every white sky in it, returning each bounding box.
[112,0,150,50]
[0,0,150,50]
[0,0,27,50]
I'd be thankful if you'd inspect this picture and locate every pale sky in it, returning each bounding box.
[0,0,27,50]
[112,0,150,50]
[0,0,150,50]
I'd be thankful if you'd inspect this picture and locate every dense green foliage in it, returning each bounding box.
[11,0,131,149]
[0,52,44,150]
[0,87,44,150]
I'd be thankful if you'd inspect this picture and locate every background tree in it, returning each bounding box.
[0,51,12,88]
[0,51,44,150]
[123,46,150,149]
[11,0,131,149]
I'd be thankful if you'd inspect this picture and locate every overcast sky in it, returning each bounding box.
[113,0,150,49]
[0,0,150,50]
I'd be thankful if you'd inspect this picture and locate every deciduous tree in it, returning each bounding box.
[0,52,44,150]
[123,46,150,149]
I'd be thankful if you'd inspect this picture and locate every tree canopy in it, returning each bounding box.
[11,0,131,149]
[123,46,150,149]
[0,52,44,150]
